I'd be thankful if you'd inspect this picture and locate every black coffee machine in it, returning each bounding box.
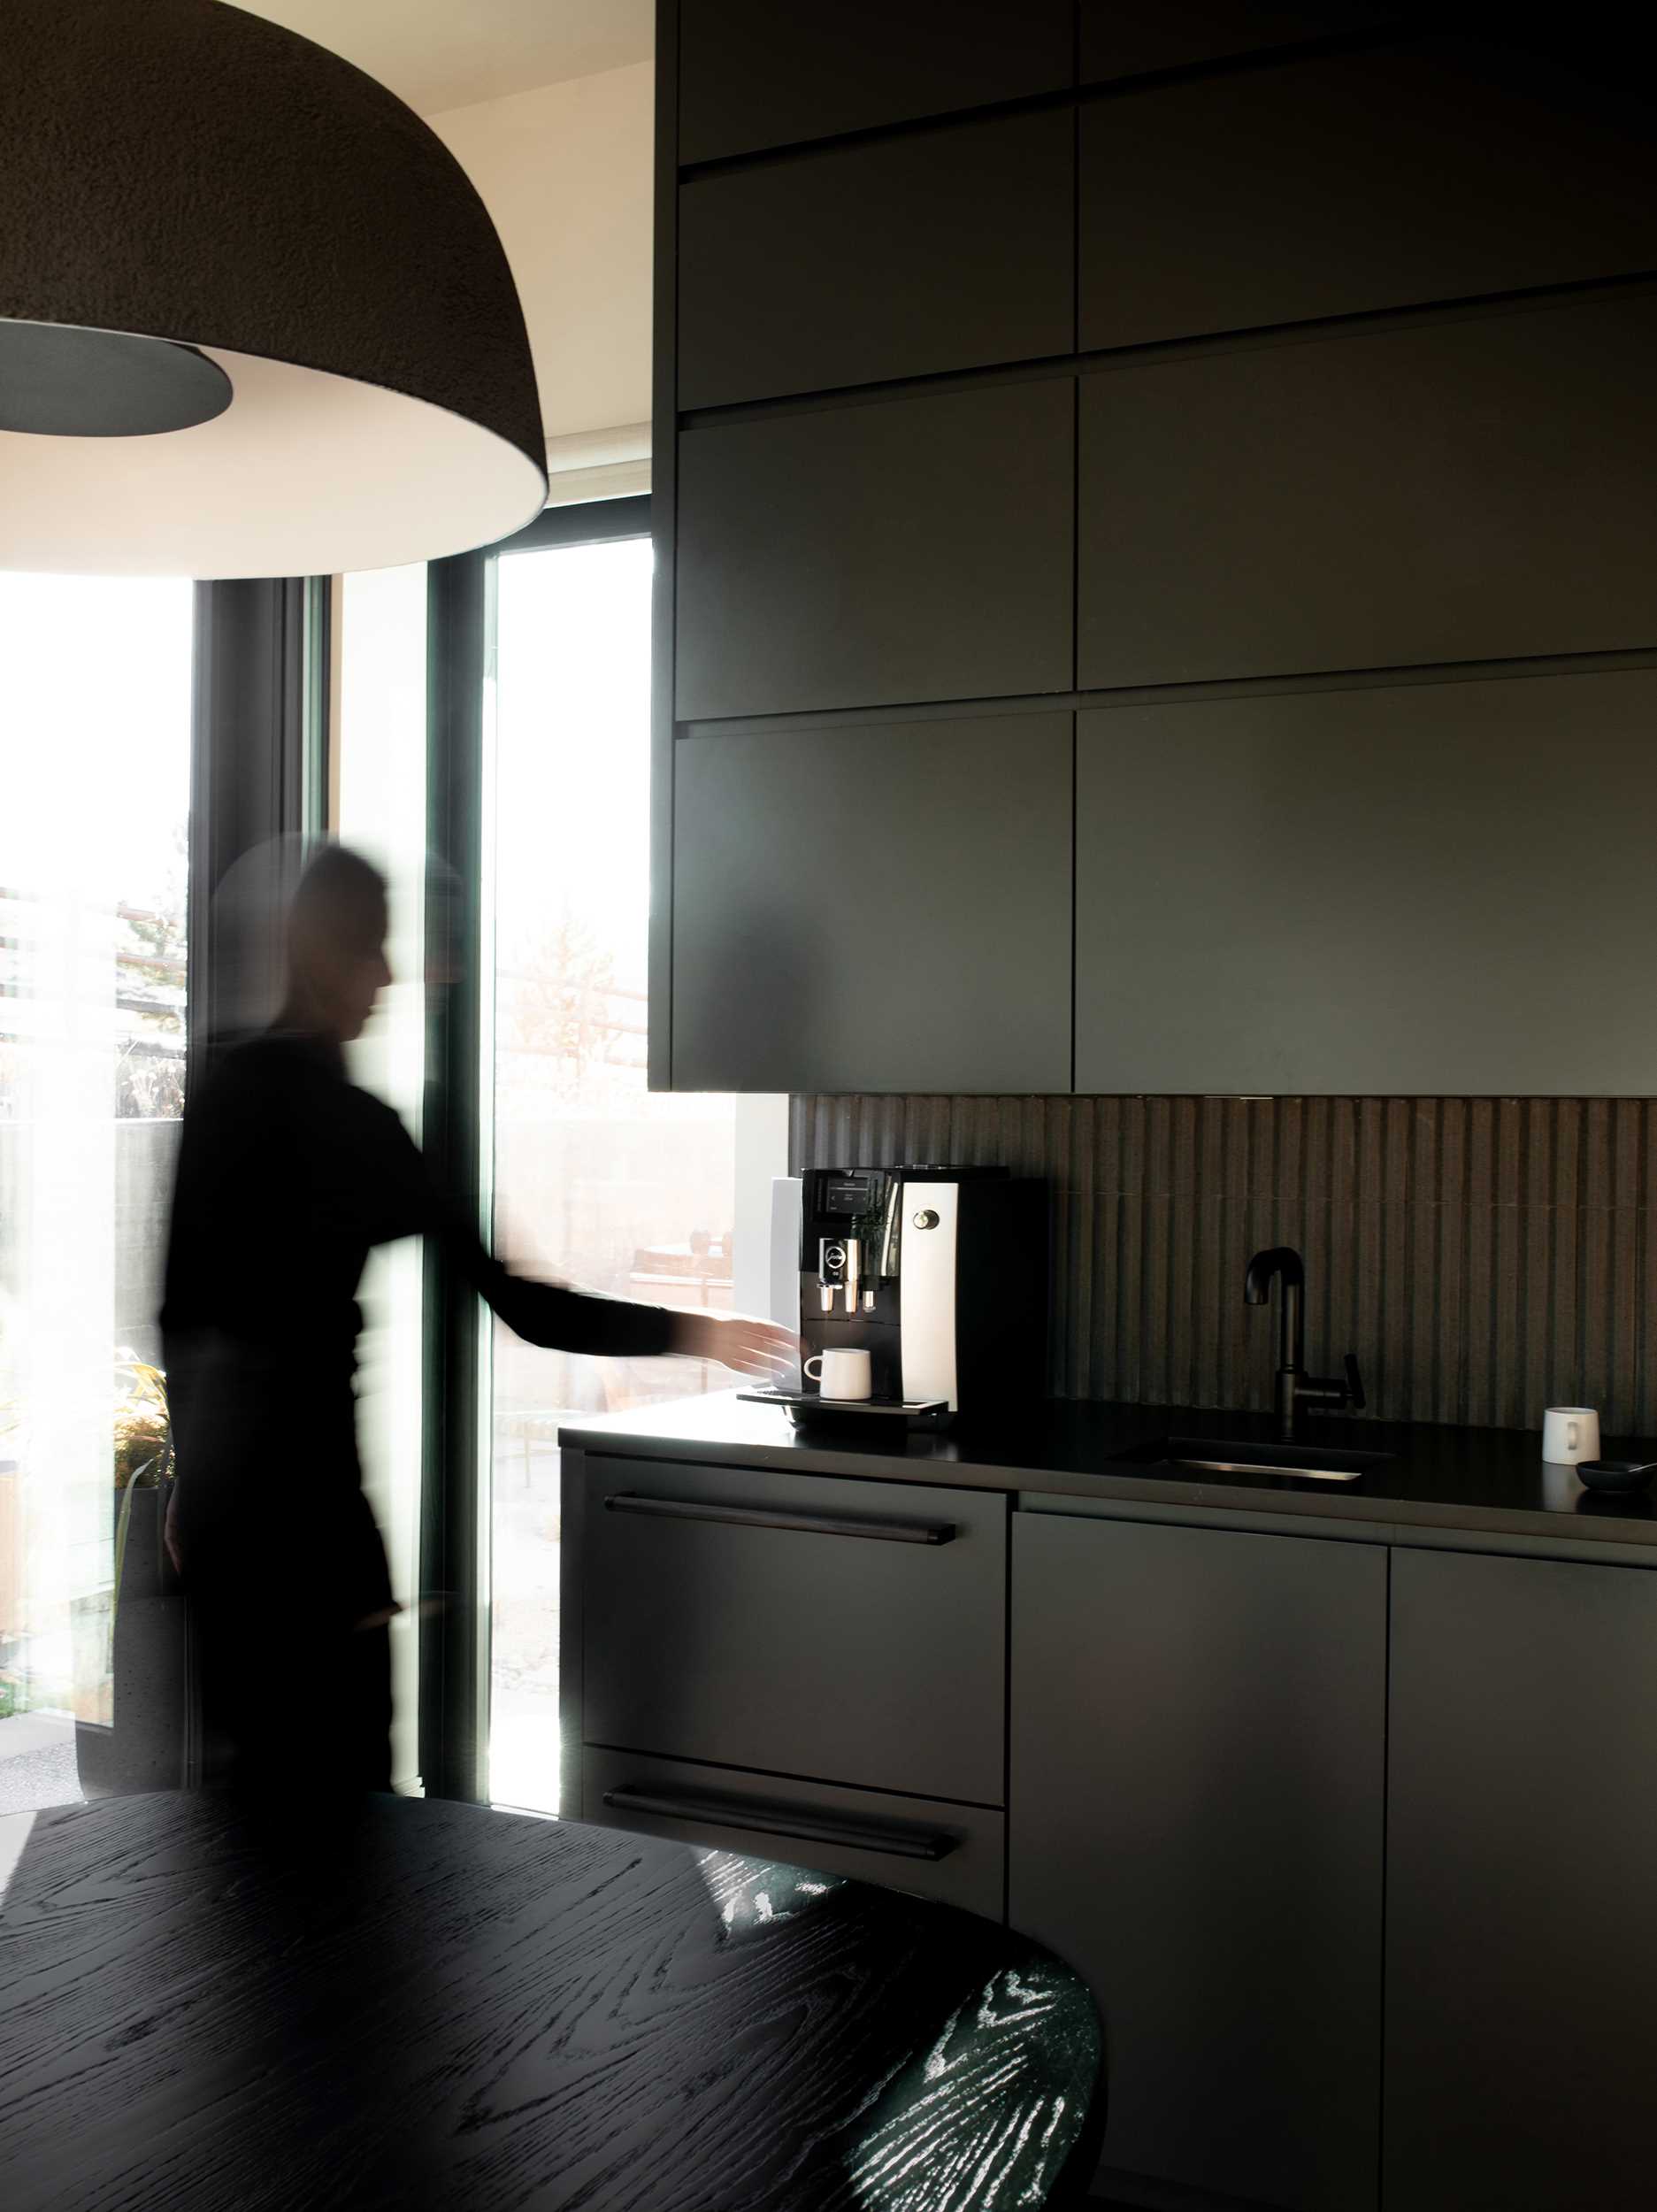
[771,1164,1047,1420]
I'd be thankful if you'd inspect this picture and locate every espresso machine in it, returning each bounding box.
[758,1165,1047,1423]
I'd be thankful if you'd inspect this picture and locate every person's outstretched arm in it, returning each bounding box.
[372,1099,797,1384]
[462,1233,798,1381]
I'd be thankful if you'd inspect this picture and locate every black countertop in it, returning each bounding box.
[559,1391,1657,1554]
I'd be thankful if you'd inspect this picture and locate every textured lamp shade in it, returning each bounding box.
[0,0,547,576]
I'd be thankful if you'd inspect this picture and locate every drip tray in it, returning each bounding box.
[740,1388,950,1432]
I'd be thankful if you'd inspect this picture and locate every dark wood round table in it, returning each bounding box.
[0,1792,1101,2210]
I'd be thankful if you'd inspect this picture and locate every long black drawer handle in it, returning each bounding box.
[602,1784,958,1863]
[602,1492,955,1545]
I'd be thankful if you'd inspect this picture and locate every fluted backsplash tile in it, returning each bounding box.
[789,1095,1657,1433]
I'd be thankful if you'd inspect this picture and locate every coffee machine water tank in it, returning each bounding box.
[897,1181,960,1406]
[894,1171,1047,1414]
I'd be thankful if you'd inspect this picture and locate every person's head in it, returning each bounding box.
[281,845,391,1043]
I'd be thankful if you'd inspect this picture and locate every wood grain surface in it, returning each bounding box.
[0,1792,1101,2211]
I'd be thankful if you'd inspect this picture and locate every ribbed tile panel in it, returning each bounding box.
[789,1096,1657,1433]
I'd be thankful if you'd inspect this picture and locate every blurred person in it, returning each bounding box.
[161,843,794,1795]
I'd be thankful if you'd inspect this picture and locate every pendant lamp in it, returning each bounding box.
[0,0,547,577]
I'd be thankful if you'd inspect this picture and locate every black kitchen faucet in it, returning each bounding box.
[1244,1246,1366,1442]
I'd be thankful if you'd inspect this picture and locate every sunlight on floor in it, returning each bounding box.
[0,1714,81,1817]
[487,1700,561,1817]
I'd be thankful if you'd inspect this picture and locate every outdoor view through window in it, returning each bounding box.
[488,530,736,1814]
[0,575,192,1810]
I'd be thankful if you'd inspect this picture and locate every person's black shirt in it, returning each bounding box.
[160,1030,675,1789]
[163,1029,673,1394]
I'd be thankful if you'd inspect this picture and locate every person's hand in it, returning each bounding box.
[351,1601,405,1633]
[670,1310,801,1385]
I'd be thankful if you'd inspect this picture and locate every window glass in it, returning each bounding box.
[487,531,738,1814]
[0,576,191,1804]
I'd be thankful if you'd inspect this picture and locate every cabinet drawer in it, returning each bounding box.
[582,1456,1006,1805]
[584,1747,1005,1920]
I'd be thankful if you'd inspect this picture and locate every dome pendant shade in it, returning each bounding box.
[0,325,233,437]
[0,0,547,576]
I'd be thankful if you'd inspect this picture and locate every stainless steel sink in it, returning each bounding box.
[1116,1434,1394,1484]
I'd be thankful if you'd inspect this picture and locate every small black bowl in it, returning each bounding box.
[1575,1458,1657,1495]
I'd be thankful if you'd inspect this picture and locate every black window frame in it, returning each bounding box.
[188,575,330,1079]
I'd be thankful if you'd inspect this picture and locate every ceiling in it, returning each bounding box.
[232,0,654,116]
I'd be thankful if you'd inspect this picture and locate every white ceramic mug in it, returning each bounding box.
[1543,1406,1600,1465]
[804,1348,872,1402]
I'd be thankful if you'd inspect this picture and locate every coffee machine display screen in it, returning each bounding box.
[822,1173,880,1217]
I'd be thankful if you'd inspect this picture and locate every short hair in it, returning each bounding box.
[288,844,387,957]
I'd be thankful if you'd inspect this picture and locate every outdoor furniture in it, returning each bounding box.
[0,1789,1102,2210]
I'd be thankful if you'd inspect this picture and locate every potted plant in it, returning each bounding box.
[74,1354,188,1796]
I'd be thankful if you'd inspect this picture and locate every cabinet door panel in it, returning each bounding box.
[1078,292,1657,688]
[1082,41,1657,350]
[679,0,1073,165]
[672,714,1071,1093]
[1387,1548,1657,2210]
[1010,1510,1385,2210]
[1075,672,1657,1097]
[1080,0,1396,83]
[680,109,1073,409]
[584,1458,1007,1804]
[677,380,1074,721]
[583,1747,1006,1920]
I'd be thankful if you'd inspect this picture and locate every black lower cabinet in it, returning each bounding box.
[1385,1548,1657,2212]
[580,1747,1005,1919]
[581,1457,1006,1805]
[1009,1509,1386,2211]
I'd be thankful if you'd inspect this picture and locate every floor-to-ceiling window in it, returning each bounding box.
[486,509,738,1814]
[328,498,777,1814]
[0,575,192,1809]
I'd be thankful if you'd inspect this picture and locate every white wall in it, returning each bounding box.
[429,61,653,454]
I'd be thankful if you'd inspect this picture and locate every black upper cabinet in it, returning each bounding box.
[671,713,1072,1094]
[1078,0,1396,83]
[1074,672,1657,1097]
[678,0,1074,165]
[676,380,1074,722]
[679,110,1074,410]
[1081,40,1657,351]
[1078,290,1657,691]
